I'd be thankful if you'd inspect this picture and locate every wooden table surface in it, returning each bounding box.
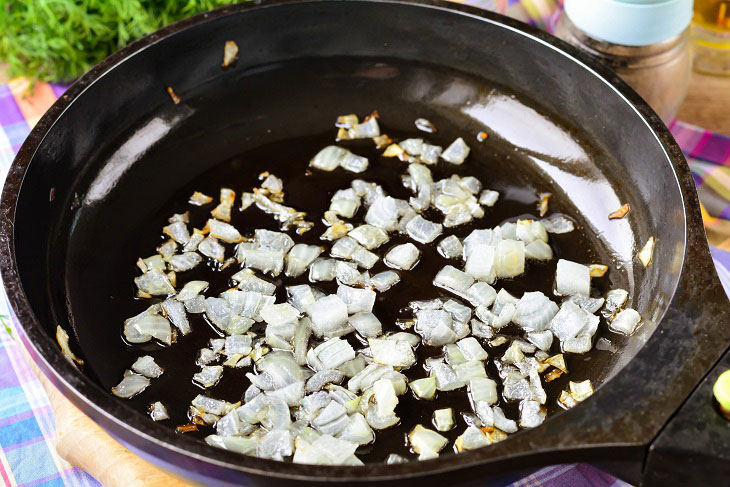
[678,71,730,136]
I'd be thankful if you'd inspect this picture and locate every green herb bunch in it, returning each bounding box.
[0,0,242,83]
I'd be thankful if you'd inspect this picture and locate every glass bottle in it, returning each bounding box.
[693,0,730,75]
[555,0,693,123]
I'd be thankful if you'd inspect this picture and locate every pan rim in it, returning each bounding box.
[0,0,696,482]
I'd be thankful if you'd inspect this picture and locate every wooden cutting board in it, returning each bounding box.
[25,353,189,487]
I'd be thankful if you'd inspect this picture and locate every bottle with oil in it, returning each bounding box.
[693,0,730,75]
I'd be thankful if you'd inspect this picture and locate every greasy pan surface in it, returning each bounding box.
[2,0,729,485]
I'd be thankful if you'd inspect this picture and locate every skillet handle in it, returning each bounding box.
[20,346,187,486]
[643,345,730,486]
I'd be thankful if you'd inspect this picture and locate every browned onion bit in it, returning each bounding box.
[166,86,181,104]
[608,203,630,219]
[176,424,199,433]
[222,40,239,68]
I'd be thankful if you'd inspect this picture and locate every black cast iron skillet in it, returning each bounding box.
[2,0,730,485]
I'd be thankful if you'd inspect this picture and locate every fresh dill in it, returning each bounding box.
[0,0,243,83]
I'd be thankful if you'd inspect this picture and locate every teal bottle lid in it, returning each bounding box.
[564,0,693,46]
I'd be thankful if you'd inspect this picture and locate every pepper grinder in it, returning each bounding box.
[554,0,694,123]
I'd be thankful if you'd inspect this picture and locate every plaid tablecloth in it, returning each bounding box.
[0,1,729,486]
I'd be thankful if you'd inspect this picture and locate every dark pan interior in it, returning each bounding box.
[6,1,696,484]
[63,57,633,461]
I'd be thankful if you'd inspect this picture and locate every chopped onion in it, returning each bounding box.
[168,252,202,272]
[306,370,344,393]
[555,259,590,297]
[527,330,553,351]
[437,235,463,259]
[370,270,400,292]
[222,40,238,67]
[238,245,284,276]
[285,244,323,277]
[162,298,191,335]
[603,288,629,318]
[208,219,244,243]
[351,247,379,269]
[569,379,594,401]
[457,337,488,361]
[610,308,641,335]
[479,190,499,207]
[334,260,363,287]
[349,225,389,250]
[416,310,457,346]
[401,138,424,155]
[432,408,454,432]
[525,240,553,260]
[549,301,592,342]
[469,377,497,405]
[465,282,497,308]
[293,434,362,465]
[429,361,463,391]
[384,243,420,270]
[349,117,380,139]
[189,191,213,206]
[56,326,83,367]
[639,236,655,267]
[519,400,546,428]
[337,285,376,314]
[516,220,548,244]
[541,213,575,234]
[163,221,191,244]
[372,378,399,419]
[455,425,489,452]
[232,269,276,295]
[589,264,608,277]
[193,365,224,388]
[365,196,401,231]
[415,118,437,134]
[443,299,472,323]
[339,413,375,445]
[433,265,474,296]
[567,295,605,314]
[464,243,496,282]
[137,255,165,273]
[494,240,525,279]
[211,188,235,222]
[123,307,172,345]
[409,377,437,400]
[134,269,175,297]
[132,355,164,378]
[198,236,226,262]
[309,258,337,282]
[406,215,443,244]
[311,146,369,173]
[409,425,447,458]
[513,292,558,332]
[225,334,253,356]
[441,137,470,165]
[185,295,206,314]
[308,338,356,371]
[369,338,415,368]
[149,401,169,421]
[112,372,150,398]
[349,312,382,338]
